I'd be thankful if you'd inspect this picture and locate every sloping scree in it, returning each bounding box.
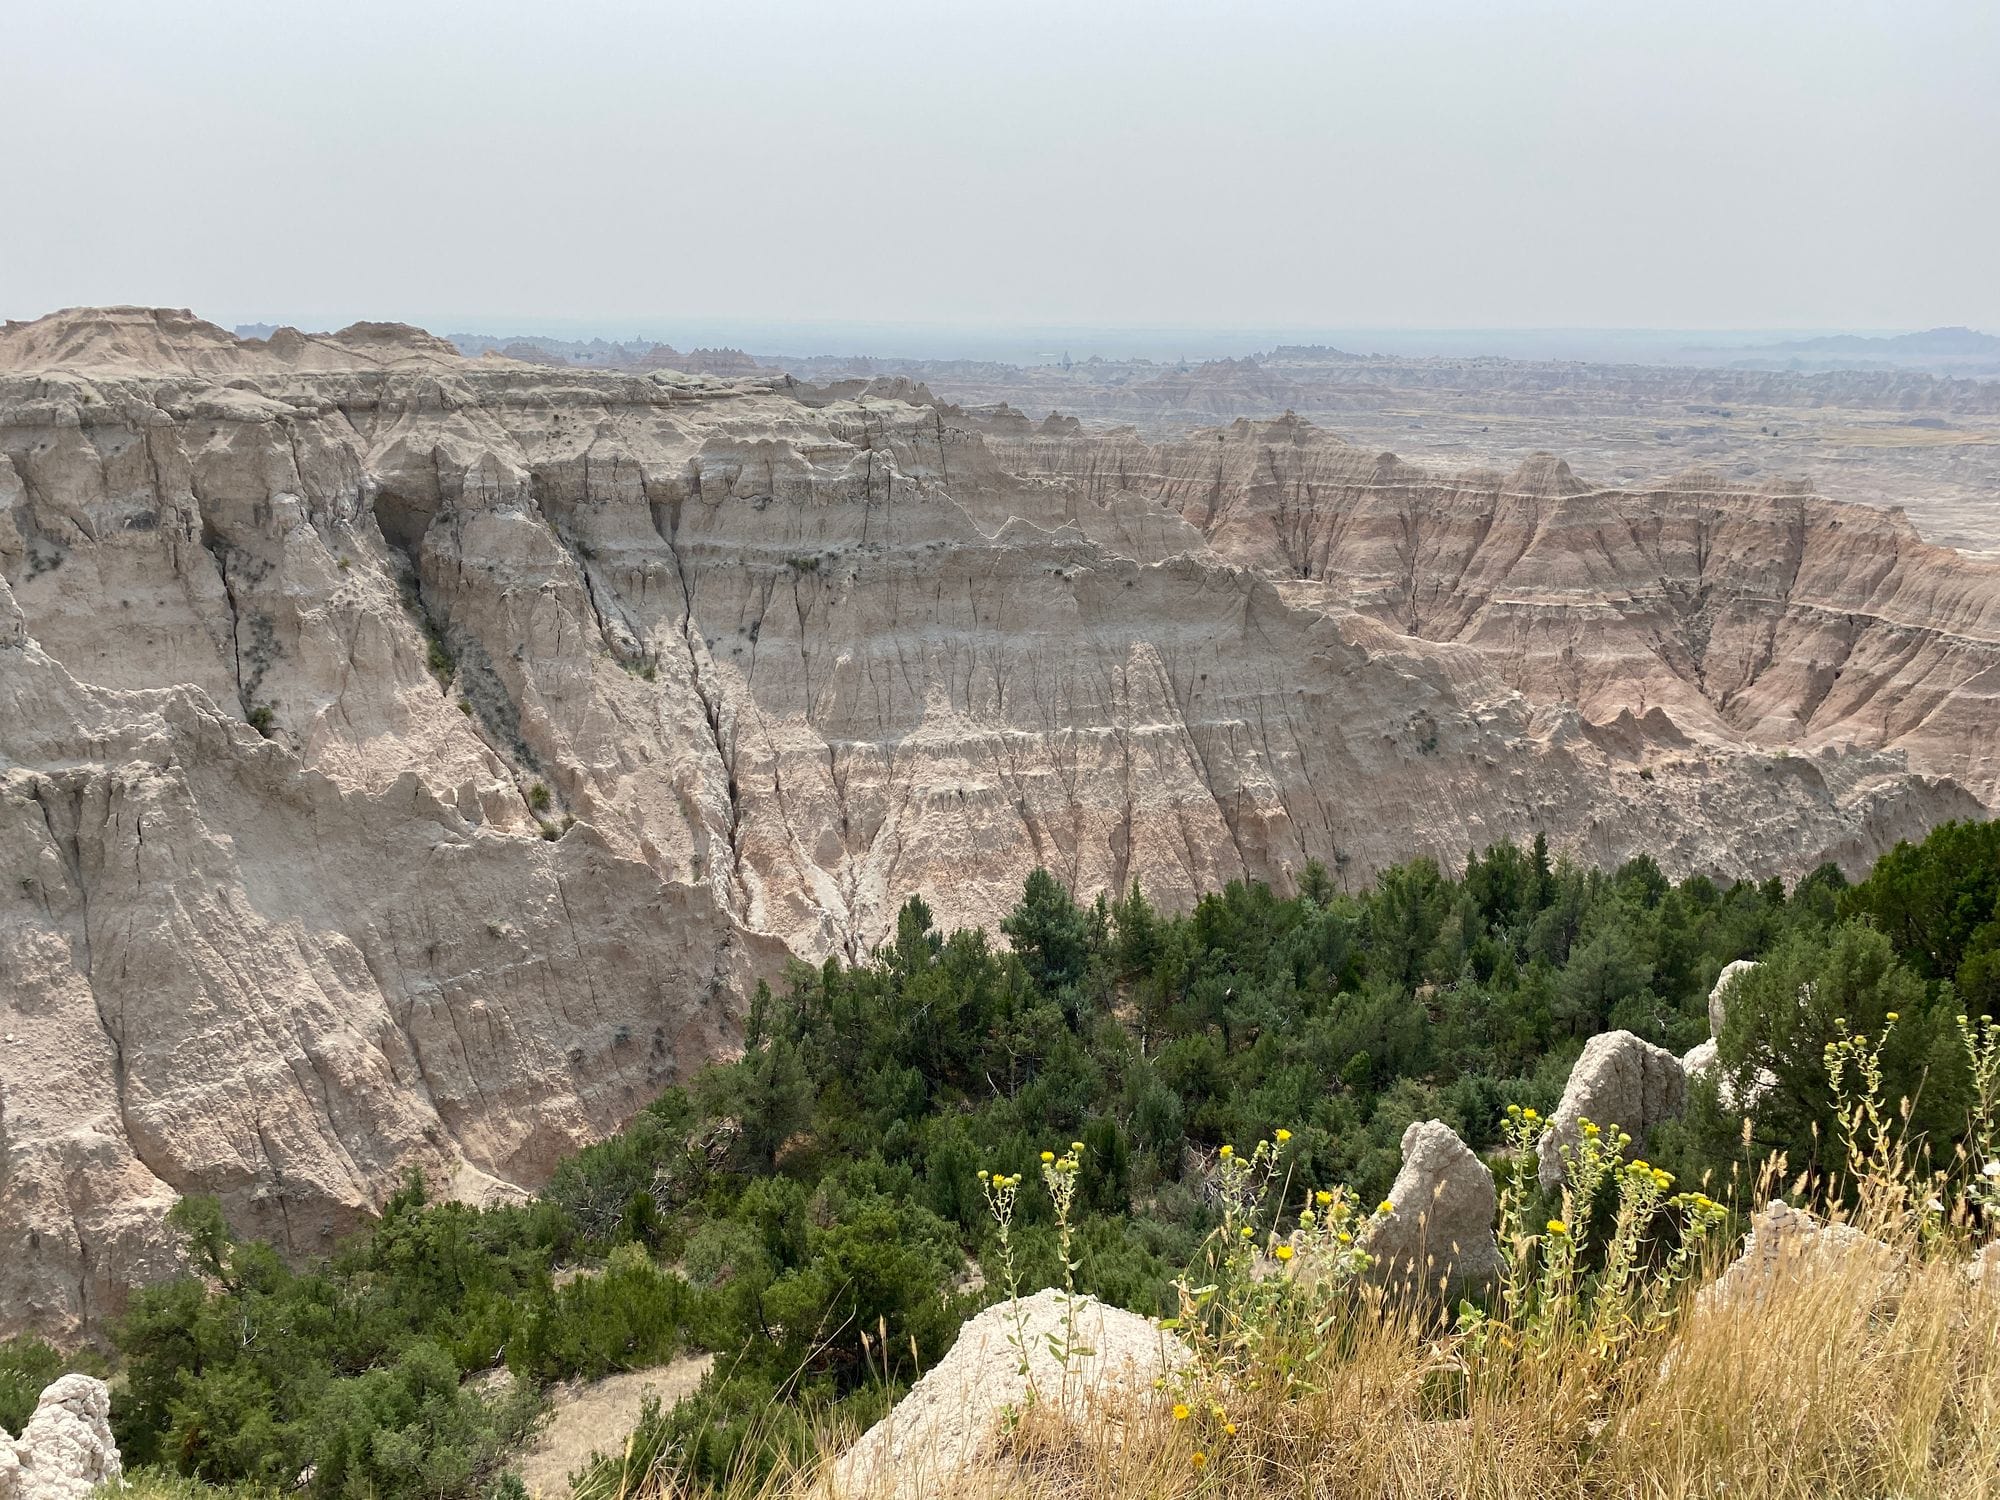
[831,1288,1190,1500]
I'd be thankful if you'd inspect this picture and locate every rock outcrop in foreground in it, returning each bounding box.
[0,1376,121,1500]
[1704,1200,1904,1313]
[831,1289,1189,1500]
[3,307,1996,1337]
[1365,1120,1503,1301]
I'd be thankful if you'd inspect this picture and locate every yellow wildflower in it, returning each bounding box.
[1190,1451,1207,1470]
[1315,1190,1333,1206]
[1378,1199,1395,1215]
[1223,1422,1237,1437]
[1275,1128,1292,1143]
[1219,1144,1233,1159]
[1275,1244,1294,1262]
[1173,1403,1191,1422]
[1547,1219,1569,1236]
[1040,1151,1054,1163]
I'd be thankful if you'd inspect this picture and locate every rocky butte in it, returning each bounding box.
[2,306,1995,1338]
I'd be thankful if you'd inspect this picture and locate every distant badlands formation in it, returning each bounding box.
[2,306,1997,1338]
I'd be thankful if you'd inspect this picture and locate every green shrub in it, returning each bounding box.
[505,1245,696,1384]
[101,824,2000,1497]
[0,1335,107,1434]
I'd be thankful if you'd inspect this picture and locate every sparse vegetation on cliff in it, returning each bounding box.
[55,822,2000,1500]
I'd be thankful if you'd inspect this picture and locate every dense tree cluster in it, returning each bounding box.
[16,824,1992,1499]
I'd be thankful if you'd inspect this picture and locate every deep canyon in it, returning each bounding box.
[2,306,1996,1337]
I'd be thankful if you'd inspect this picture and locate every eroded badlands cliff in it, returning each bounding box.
[2,307,1993,1337]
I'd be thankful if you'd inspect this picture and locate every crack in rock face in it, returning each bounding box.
[1,307,1994,1337]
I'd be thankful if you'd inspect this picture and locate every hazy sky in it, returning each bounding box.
[6,0,1998,340]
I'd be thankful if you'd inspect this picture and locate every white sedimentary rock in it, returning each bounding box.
[1968,1240,2000,1293]
[1678,1036,1719,1079]
[1707,959,1759,1038]
[1703,1199,1902,1311]
[831,1289,1190,1500]
[0,1375,121,1500]
[1364,1119,1503,1301]
[1682,961,1775,1109]
[1539,1030,1688,1189]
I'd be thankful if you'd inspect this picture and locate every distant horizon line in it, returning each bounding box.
[14,305,1990,343]
[226,317,1980,340]
[15,305,1996,370]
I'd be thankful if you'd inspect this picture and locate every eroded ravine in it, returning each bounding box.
[1,307,1994,1340]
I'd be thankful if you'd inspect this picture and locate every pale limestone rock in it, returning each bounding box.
[1364,1120,1503,1302]
[1704,1199,1902,1310]
[1538,1031,1687,1189]
[830,1289,1189,1500]
[1968,1240,2000,1293]
[1679,1036,1719,1079]
[1708,959,1760,1037]
[1684,961,1775,1109]
[0,1375,121,1500]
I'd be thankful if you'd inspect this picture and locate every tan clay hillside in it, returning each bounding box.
[1,307,1993,1340]
[991,414,2000,803]
[776,344,2000,558]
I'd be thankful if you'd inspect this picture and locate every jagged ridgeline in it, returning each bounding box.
[4,308,1998,1356]
[7,820,1998,1498]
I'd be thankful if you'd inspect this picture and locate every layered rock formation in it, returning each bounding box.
[992,416,2000,810]
[2,307,1995,1338]
[775,343,2000,555]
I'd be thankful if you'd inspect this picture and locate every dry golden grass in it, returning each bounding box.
[606,1037,2000,1500]
[607,1190,1998,1500]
